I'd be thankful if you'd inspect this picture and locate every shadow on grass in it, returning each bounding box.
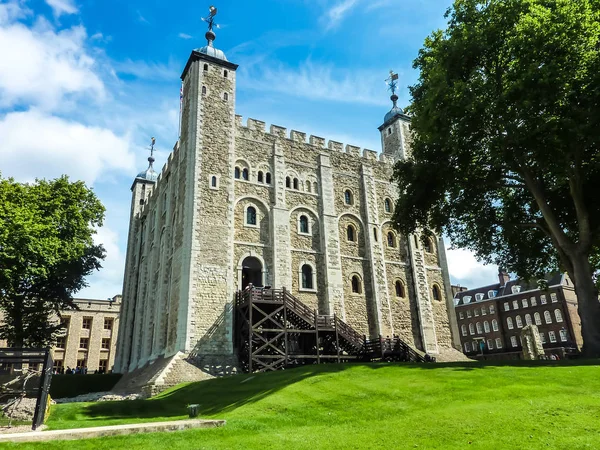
[68,358,600,423]
[76,363,350,422]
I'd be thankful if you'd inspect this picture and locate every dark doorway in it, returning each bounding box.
[241,257,263,289]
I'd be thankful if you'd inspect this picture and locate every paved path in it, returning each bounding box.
[0,419,225,443]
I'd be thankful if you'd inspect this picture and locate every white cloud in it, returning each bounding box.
[0,16,104,110]
[239,61,391,106]
[112,58,180,81]
[77,225,125,298]
[45,0,78,17]
[446,247,499,290]
[0,1,29,24]
[325,0,359,30]
[0,109,135,185]
[178,33,192,39]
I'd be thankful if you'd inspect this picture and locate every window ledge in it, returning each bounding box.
[244,223,259,229]
[299,288,317,293]
[298,231,311,236]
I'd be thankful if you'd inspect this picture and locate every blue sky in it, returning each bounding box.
[0,0,499,299]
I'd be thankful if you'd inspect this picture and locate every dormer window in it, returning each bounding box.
[475,293,484,302]
[488,290,498,298]
[511,285,521,294]
[463,296,472,303]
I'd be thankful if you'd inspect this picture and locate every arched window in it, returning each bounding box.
[201,85,207,95]
[432,284,441,301]
[286,177,291,188]
[203,63,208,71]
[223,92,229,101]
[387,232,395,247]
[525,314,532,325]
[299,215,309,234]
[344,190,353,205]
[266,173,271,184]
[544,310,552,324]
[461,325,467,336]
[507,317,514,329]
[395,280,405,298]
[246,206,257,225]
[492,319,499,331]
[484,321,490,333]
[234,167,240,179]
[476,322,482,334]
[469,323,475,335]
[305,180,311,192]
[515,315,523,328]
[414,235,419,248]
[554,309,563,322]
[559,329,568,342]
[423,238,433,253]
[257,171,264,183]
[351,275,361,294]
[301,264,313,289]
[534,312,542,325]
[224,70,228,78]
[242,168,249,180]
[384,198,392,213]
[373,228,378,242]
[313,182,318,193]
[211,176,217,187]
[347,225,356,242]
[293,178,299,190]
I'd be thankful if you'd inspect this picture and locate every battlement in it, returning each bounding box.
[235,116,393,165]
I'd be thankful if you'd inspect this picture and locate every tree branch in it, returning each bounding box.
[569,151,591,251]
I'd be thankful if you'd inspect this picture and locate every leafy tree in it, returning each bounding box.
[392,0,600,355]
[0,175,105,347]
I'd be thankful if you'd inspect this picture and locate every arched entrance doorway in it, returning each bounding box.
[241,256,263,289]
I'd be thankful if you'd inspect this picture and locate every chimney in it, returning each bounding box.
[498,268,510,287]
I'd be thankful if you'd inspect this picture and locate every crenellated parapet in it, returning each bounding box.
[235,116,396,167]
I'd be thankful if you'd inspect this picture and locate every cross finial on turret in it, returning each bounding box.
[148,137,156,166]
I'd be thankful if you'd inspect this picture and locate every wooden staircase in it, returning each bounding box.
[234,286,432,373]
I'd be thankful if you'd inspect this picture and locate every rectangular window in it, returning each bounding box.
[79,338,89,349]
[512,300,519,310]
[56,337,66,349]
[540,294,547,305]
[464,342,470,353]
[104,318,113,330]
[467,310,472,318]
[495,338,502,349]
[98,359,108,372]
[510,336,518,347]
[560,329,568,342]
[101,338,111,350]
[474,309,480,317]
[530,296,537,306]
[82,317,92,330]
[459,312,464,319]
[522,298,528,308]
[551,293,558,303]
[549,331,557,343]
[504,302,510,311]
[53,360,64,370]
[487,339,494,350]
[471,342,478,352]
[481,306,487,315]
[489,304,495,314]
[540,332,547,344]
[76,358,87,369]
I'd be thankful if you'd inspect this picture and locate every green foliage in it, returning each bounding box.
[394,0,600,277]
[12,362,600,449]
[49,374,122,399]
[0,175,105,347]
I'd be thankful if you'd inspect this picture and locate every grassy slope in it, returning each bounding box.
[5,361,600,449]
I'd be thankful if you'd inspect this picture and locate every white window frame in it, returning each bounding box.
[544,310,552,324]
[481,306,487,315]
[512,285,522,294]
[510,336,518,347]
[208,174,220,190]
[467,310,472,318]
[487,339,494,350]
[495,338,502,349]
[464,342,470,353]
[463,296,472,304]
[551,293,558,303]
[534,312,542,325]
[525,314,532,326]
[512,300,519,310]
[484,321,490,333]
[504,302,510,311]
[476,322,482,334]
[560,329,568,342]
[489,304,495,314]
[298,262,317,292]
[540,332,547,344]
[488,290,498,298]
[474,309,480,317]
[515,315,523,328]
[469,323,475,335]
[522,298,528,308]
[530,296,537,306]
[540,294,547,305]
[459,311,464,319]
[297,214,311,236]
[461,325,467,336]
[492,319,499,331]
[244,204,259,228]
[554,309,563,323]
[475,293,484,302]
[507,317,514,329]
[549,331,557,343]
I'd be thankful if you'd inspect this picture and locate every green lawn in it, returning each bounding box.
[5,361,600,449]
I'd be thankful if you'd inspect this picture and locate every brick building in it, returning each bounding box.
[52,296,121,373]
[454,271,582,358]
[114,10,463,390]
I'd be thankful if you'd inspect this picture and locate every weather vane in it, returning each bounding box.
[386,70,399,96]
[201,5,220,32]
[148,137,156,162]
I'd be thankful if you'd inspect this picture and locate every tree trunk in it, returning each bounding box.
[567,254,600,357]
[12,296,24,348]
